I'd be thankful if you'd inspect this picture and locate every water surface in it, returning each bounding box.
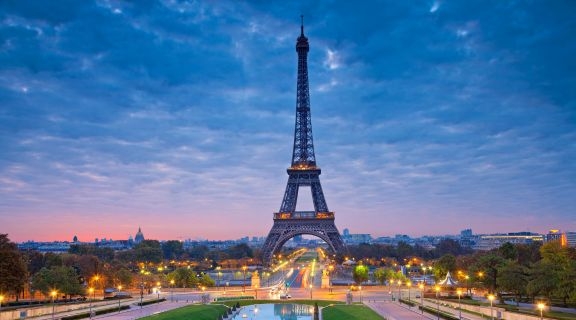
[232,303,314,320]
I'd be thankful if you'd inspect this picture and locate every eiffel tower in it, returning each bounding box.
[261,18,345,266]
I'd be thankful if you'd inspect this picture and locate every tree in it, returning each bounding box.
[472,253,505,294]
[69,245,114,262]
[44,253,63,268]
[353,265,369,285]
[225,244,253,259]
[187,245,209,260]
[516,243,541,266]
[435,239,470,257]
[134,240,162,263]
[373,268,395,285]
[31,266,84,298]
[556,259,576,307]
[535,241,576,306]
[116,268,133,288]
[198,273,215,287]
[23,250,45,275]
[0,234,28,300]
[162,240,184,260]
[434,254,456,280]
[395,242,414,261]
[168,268,198,288]
[527,260,558,301]
[498,242,518,261]
[497,261,527,306]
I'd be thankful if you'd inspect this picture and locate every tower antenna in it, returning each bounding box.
[301,14,304,36]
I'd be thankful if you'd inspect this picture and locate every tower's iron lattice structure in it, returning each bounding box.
[262,20,346,266]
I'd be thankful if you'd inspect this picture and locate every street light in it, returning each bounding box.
[170,280,175,302]
[0,294,4,315]
[407,282,412,302]
[156,281,161,300]
[88,288,94,319]
[309,284,313,299]
[435,286,441,320]
[217,267,222,290]
[139,281,144,309]
[397,280,402,303]
[537,302,545,320]
[457,289,462,320]
[93,275,100,296]
[51,290,57,320]
[477,272,484,293]
[117,285,122,313]
[359,285,362,303]
[242,266,248,293]
[419,283,424,314]
[488,294,495,320]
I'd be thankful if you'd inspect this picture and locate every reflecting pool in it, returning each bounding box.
[231,303,314,320]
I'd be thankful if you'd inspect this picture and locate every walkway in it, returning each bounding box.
[29,294,199,320]
[364,299,488,320]
[92,301,190,320]
[364,301,432,320]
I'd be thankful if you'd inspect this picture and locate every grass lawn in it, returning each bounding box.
[322,304,385,320]
[139,300,344,320]
[139,304,228,320]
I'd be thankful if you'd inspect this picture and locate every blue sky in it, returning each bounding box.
[1,0,575,242]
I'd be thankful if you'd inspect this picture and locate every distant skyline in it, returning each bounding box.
[1,1,575,242]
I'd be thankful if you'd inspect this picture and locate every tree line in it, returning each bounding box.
[347,240,576,307]
[0,235,253,302]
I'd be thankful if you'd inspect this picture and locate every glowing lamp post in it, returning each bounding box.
[457,289,462,320]
[397,280,402,303]
[488,294,495,320]
[156,281,161,300]
[88,288,94,318]
[309,284,313,299]
[0,295,4,314]
[407,282,412,302]
[117,285,122,312]
[51,290,57,320]
[242,266,248,293]
[537,302,545,320]
[419,283,424,314]
[93,275,100,296]
[435,286,441,320]
[170,280,175,302]
[217,267,222,290]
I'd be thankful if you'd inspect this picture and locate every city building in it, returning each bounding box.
[341,228,372,245]
[472,232,544,251]
[565,232,576,247]
[545,229,563,242]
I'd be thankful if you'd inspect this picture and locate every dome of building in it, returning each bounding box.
[134,227,145,244]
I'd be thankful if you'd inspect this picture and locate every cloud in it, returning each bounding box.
[430,1,441,13]
[323,49,340,70]
[1,0,575,241]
